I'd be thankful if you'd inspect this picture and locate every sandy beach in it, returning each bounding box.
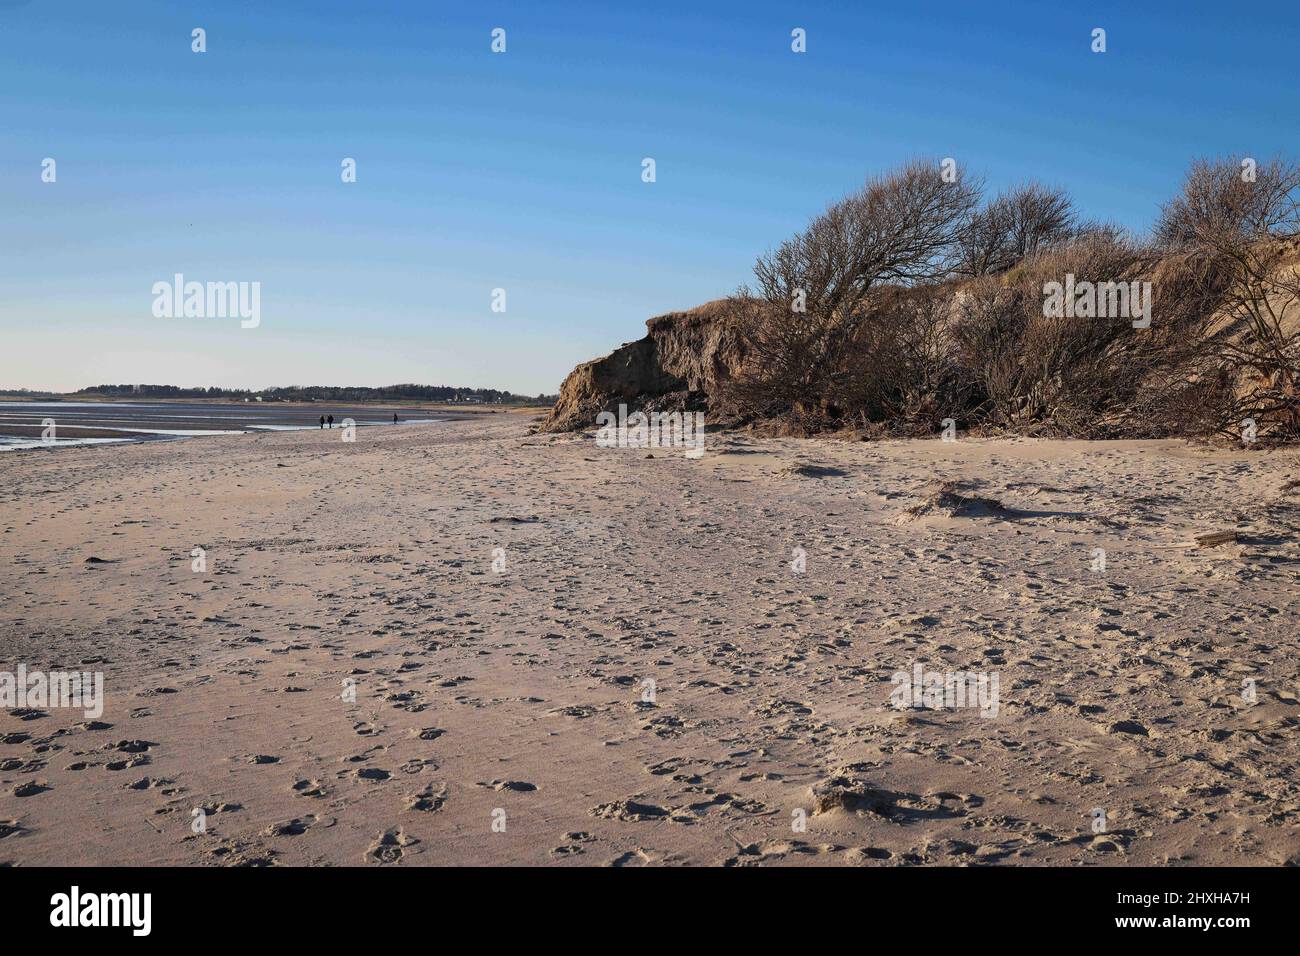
[1,417,1297,866]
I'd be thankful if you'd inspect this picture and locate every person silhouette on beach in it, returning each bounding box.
[327,414,334,429]
[319,415,325,429]
[392,413,398,424]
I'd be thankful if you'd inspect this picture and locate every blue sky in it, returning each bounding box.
[3,0,1299,394]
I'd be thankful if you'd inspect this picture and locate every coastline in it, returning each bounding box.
[0,401,519,451]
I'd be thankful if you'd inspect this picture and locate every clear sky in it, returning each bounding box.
[3,0,1298,394]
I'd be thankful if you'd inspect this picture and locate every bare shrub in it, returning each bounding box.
[717,291,834,428]
[717,155,1300,443]
[723,159,980,427]
[1215,247,1300,441]
[1155,156,1300,247]
[954,183,1075,277]
[831,285,977,434]
[951,232,1162,435]
[949,276,1027,426]
[1157,157,1300,441]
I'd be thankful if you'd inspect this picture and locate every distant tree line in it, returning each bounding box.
[71,383,556,404]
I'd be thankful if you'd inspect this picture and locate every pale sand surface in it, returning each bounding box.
[1,418,1297,866]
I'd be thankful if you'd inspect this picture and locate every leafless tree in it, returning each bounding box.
[1155,156,1300,247]
[954,183,1075,277]
[724,159,980,426]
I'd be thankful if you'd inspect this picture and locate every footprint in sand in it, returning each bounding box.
[113,740,155,754]
[292,779,328,798]
[105,756,149,771]
[262,815,319,837]
[844,847,894,864]
[366,827,418,864]
[609,848,653,867]
[591,798,670,821]
[400,758,437,775]
[406,784,447,812]
[551,831,597,856]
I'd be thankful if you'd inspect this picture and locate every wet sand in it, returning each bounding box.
[0,399,482,445]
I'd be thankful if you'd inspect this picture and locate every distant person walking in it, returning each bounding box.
[327,414,334,429]
[392,413,398,424]
[319,415,325,429]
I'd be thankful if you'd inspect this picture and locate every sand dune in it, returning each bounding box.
[1,418,1297,866]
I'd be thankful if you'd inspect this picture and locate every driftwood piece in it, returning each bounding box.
[1193,530,1238,548]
